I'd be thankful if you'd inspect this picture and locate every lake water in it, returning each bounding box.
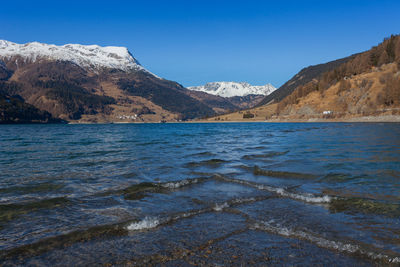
[0,123,399,266]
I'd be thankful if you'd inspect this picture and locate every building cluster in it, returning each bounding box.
[116,114,138,120]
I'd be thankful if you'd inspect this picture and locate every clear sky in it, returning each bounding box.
[1,0,399,88]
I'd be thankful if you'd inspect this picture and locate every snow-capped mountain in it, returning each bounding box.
[188,82,276,98]
[0,40,150,73]
[0,39,216,122]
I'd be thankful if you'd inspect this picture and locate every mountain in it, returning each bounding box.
[203,35,400,122]
[273,35,400,119]
[257,55,356,106]
[0,40,147,72]
[188,82,276,98]
[0,40,215,122]
[186,81,276,113]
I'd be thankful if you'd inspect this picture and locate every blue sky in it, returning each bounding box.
[1,0,399,88]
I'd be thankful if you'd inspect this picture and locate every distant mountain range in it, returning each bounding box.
[188,82,276,97]
[185,82,277,113]
[0,40,278,123]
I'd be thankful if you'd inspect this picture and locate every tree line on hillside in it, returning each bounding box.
[35,80,116,120]
[0,82,64,123]
[276,35,400,115]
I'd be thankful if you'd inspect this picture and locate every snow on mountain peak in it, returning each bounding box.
[0,40,150,73]
[188,81,276,97]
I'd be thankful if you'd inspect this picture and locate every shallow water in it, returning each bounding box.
[0,123,399,265]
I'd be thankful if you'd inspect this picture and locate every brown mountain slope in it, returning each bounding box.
[257,55,357,106]
[274,35,400,119]
[0,57,216,122]
[275,62,400,120]
[0,61,64,123]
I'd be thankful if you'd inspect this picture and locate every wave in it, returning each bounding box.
[213,202,230,211]
[241,151,289,160]
[185,159,229,168]
[258,186,331,203]
[161,177,209,189]
[101,177,210,200]
[170,209,207,221]
[126,217,161,231]
[118,182,161,200]
[126,196,268,231]
[212,174,396,217]
[0,197,70,224]
[214,175,332,204]
[252,220,400,264]
[0,222,126,260]
[253,166,317,180]
[189,151,216,157]
[330,197,400,218]
[213,197,259,211]
[126,208,209,232]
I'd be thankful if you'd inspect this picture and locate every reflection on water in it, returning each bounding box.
[0,123,399,265]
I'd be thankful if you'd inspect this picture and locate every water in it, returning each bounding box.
[0,123,399,266]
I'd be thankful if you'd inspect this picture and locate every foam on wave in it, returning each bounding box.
[213,197,258,211]
[126,217,160,231]
[161,177,207,189]
[215,176,332,203]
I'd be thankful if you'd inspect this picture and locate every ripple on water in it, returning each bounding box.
[329,197,400,218]
[241,150,289,160]
[253,166,317,180]
[0,197,70,224]
[0,183,64,195]
[185,159,230,168]
[189,151,216,157]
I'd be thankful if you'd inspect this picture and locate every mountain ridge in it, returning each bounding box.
[0,40,150,74]
[188,81,276,97]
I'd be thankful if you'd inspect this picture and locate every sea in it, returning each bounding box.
[0,123,399,266]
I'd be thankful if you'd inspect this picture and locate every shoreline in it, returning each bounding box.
[2,115,400,125]
[194,115,400,123]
